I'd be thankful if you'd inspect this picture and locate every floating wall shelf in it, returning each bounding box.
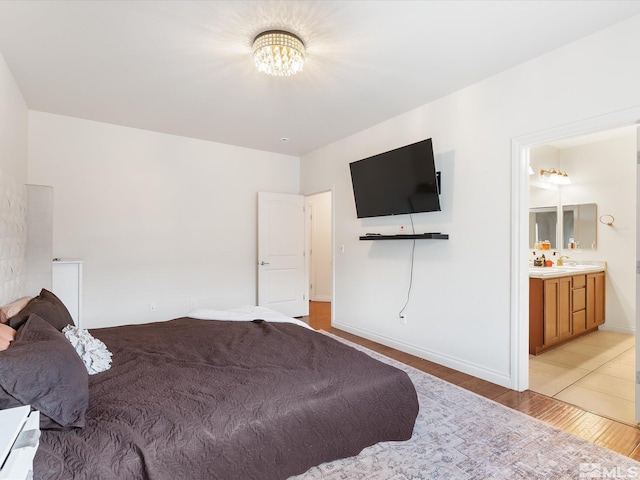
[359,233,449,241]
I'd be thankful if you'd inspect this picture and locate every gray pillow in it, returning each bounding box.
[0,314,89,429]
[8,288,74,331]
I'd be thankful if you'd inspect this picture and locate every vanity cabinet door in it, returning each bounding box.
[543,276,572,347]
[595,272,606,325]
[586,272,606,329]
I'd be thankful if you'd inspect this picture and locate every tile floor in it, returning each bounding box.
[529,329,636,425]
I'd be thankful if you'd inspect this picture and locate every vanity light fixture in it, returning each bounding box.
[540,168,571,185]
[253,30,305,77]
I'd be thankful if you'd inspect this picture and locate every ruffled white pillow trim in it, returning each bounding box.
[62,325,112,375]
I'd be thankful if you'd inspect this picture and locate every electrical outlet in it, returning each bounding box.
[149,303,157,312]
[399,313,407,325]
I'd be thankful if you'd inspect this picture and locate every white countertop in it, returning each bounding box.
[529,263,606,279]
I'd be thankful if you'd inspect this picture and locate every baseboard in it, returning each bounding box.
[599,324,636,335]
[310,296,331,302]
[331,321,512,389]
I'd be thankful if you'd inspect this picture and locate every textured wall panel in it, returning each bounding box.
[0,169,27,305]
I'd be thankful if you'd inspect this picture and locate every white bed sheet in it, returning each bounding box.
[186,305,312,330]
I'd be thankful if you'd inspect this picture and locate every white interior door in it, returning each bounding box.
[258,192,308,317]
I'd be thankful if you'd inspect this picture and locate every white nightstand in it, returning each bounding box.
[0,406,40,480]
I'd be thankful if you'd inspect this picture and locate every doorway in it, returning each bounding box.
[526,128,637,424]
[306,191,333,328]
[513,107,640,422]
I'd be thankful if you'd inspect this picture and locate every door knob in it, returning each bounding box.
[259,261,270,265]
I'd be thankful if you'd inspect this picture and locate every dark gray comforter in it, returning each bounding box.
[34,318,419,479]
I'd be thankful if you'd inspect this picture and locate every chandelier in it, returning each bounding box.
[253,30,305,77]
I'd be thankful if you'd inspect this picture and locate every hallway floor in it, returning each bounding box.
[529,329,636,425]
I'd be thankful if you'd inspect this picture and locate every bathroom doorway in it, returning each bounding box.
[518,118,639,424]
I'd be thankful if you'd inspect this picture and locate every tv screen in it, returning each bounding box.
[349,138,440,218]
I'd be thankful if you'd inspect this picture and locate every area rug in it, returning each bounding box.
[294,333,640,480]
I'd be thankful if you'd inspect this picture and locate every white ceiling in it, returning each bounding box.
[0,1,639,157]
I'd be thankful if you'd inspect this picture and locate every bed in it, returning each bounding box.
[0,292,419,480]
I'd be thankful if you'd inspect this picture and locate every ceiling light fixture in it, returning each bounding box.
[253,30,305,77]
[540,168,571,185]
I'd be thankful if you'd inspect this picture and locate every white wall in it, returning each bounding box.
[307,191,332,302]
[0,50,28,304]
[28,112,300,328]
[24,185,53,296]
[0,51,27,184]
[300,15,640,388]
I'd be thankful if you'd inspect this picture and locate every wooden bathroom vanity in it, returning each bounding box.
[529,267,605,355]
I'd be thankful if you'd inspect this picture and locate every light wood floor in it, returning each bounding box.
[304,301,640,460]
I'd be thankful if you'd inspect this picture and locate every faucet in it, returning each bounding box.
[557,255,569,266]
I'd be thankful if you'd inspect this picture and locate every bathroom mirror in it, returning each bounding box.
[562,203,597,250]
[529,207,557,249]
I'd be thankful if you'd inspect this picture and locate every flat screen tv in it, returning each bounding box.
[349,138,440,218]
